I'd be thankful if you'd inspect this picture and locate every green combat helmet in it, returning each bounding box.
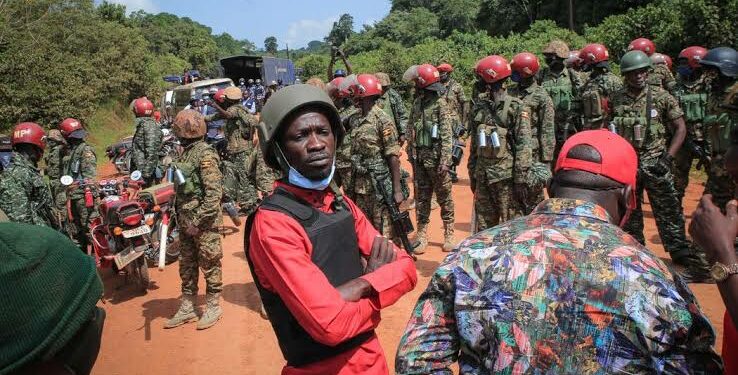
[620,50,652,73]
[257,84,343,172]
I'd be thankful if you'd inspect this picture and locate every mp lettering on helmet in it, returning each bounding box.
[14,129,30,138]
[485,68,498,79]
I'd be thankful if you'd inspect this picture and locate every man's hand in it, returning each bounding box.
[398,134,406,147]
[185,224,200,237]
[393,190,404,205]
[689,195,738,264]
[336,278,372,302]
[365,235,397,274]
[513,183,528,205]
[437,164,449,177]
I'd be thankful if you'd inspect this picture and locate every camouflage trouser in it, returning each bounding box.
[705,157,736,213]
[623,163,692,259]
[179,230,223,295]
[50,182,67,225]
[673,145,694,203]
[354,192,396,241]
[553,119,577,162]
[223,151,258,214]
[415,163,454,226]
[70,197,95,253]
[475,177,519,232]
[251,148,278,194]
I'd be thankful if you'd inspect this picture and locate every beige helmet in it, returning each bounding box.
[374,72,391,87]
[305,77,326,90]
[543,40,570,59]
[258,84,342,171]
[172,110,206,139]
[224,86,242,101]
[47,129,65,143]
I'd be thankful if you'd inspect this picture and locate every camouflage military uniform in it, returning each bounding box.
[251,147,279,195]
[173,139,224,296]
[207,104,259,214]
[468,95,533,231]
[0,152,55,227]
[349,105,402,237]
[704,81,738,211]
[336,104,359,195]
[650,64,677,92]
[377,87,408,139]
[62,140,97,250]
[443,78,467,125]
[611,85,692,259]
[672,75,710,201]
[44,130,67,215]
[539,67,585,157]
[409,93,455,232]
[130,116,163,185]
[580,71,623,129]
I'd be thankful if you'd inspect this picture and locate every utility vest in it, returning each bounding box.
[172,141,212,199]
[675,91,708,124]
[611,86,666,156]
[413,98,442,149]
[706,84,738,156]
[475,97,517,160]
[542,71,575,113]
[244,187,372,367]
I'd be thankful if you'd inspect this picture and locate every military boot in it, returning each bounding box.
[197,293,223,330]
[413,223,428,255]
[442,223,455,252]
[164,295,198,329]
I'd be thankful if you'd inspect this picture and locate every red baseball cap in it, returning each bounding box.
[555,129,638,211]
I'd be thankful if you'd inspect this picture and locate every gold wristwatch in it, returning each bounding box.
[710,262,738,282]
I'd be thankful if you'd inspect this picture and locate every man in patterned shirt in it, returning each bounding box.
[396,130,722,374]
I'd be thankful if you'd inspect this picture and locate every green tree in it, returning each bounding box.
[214,33,256,57]
[326,14,355,47]
[264,36,278,55]
[96,1,127,24]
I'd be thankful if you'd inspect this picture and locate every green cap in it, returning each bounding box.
[258,84,343,171]
[620,50,652,73]
[0,223,102,373]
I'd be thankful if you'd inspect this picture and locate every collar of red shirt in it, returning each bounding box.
[274,180,336,209]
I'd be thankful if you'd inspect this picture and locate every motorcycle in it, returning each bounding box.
[105,136,132,174]
[137,181,180,270]
[62,171,153,292]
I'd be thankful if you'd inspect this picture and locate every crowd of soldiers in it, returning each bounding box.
[1,37,737,303]
[317,38,738,281]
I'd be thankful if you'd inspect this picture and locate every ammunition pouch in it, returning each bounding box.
[706,113,735,155]
[582,90,605,124]
[679,92,708,123]
[171,161,200,196]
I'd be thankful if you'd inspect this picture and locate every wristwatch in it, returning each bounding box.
[710,262,738,282]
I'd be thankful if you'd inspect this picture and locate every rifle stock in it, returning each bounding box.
[369,170,416,258]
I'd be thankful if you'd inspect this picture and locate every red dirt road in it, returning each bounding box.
[92,154,726,375]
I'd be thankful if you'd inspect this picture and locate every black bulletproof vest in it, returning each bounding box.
[244,187,373,367]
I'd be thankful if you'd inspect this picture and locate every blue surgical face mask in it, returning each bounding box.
[278,145,335,191]
[510,71,522,83]
[288,162,335,191]
[677,66,693,78]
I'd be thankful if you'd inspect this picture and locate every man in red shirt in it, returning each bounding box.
[246,84,418,374]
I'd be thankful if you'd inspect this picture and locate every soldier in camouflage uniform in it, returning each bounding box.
[327,77,359,196]
[44,129,67,219]
[60,118,96,251]
[579,43,623,130]
[405,64,456,253]
[468,55,533,231]
[672,46,710,203]
[346,74,406,240]
[627,38,676,92]
[541,40,585,158]
[700,47,738,212]
[375,72,408,144]
[509,52,556,214]
[207,86,259,215]
[438,63,467,183]
[0,122,56,227]
[165,109,224,330]
[130,97,163,186]
[610,51,708,276]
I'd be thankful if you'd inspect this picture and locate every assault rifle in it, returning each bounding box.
[368,168,417,258]
[687,139,711,170]
[449,123,466,182]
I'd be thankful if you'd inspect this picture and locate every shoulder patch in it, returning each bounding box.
[520,111,530,119]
